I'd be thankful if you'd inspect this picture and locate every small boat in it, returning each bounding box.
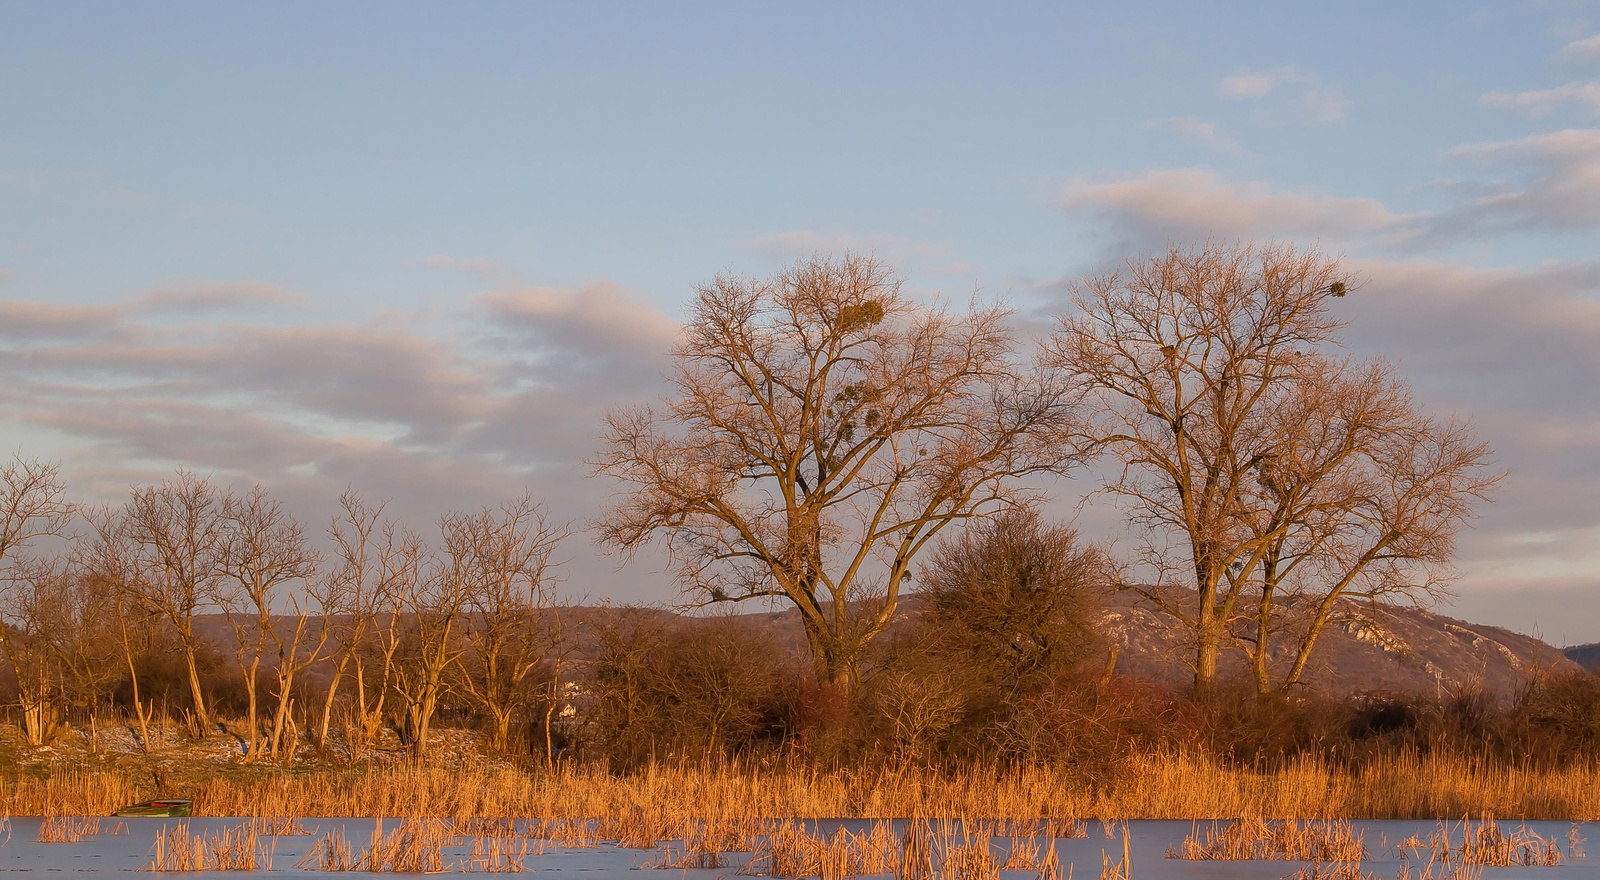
[114,799,193,818]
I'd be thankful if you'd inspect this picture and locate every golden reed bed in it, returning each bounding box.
[4,751,1600,820]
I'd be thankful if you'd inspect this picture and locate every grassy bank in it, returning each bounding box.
[5,752,1600,821]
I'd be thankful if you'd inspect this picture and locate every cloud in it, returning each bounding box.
[1219,65,1305,98]
[1063,129,1600,254]
[1292,87,1352,125]
[1559,33,1600,63]
[1218,65,1349,124]
[0,276,688,603]
[479,282,679,360]
[133,281,307,313]
[1439,129,1600,234]
[1336,257,1600,613]
[0,301,126,341]
[1481,81,1600,116]
[0,277,678,481]
[1144,116,1244,155]
[1062,168,1406,249]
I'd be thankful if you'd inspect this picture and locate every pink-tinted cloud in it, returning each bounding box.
[1063,168,1405,247]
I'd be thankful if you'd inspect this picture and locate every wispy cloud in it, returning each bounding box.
[1218,65,1306,98]
[1481,81,1600,116]
[1218,65,1349,124]
[1440,128,1600,234]
[1558,33,1600,64]
[1144,116,1245,155]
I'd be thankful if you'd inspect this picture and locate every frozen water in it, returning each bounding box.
[0,817,1593,879]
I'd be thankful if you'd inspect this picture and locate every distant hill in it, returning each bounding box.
[194,590,1580,701]
[1563,642,1600,674]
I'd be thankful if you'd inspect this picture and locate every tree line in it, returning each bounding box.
[0,242,1507,765]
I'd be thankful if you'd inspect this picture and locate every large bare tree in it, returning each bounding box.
[1046,242,1351,695]
[594,254,1080,689]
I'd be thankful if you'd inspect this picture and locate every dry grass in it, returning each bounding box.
[248,815,312,836]
[737,818,1077,880]
[1098,827,1132,880]
[37,815,100,842]
[7,749,1600,820]
[1390,818,1568,869]
[1169,817,1366,861]
[355,818,452,872]
[462,834,530,872]
[146,821,271,871]
[296,825,358,871]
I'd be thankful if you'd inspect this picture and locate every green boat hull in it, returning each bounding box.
[114,799,193,818]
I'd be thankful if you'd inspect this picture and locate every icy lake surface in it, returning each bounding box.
[0,818,1594,879]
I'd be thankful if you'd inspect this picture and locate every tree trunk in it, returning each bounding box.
[270,669,295,758]
[1193,622,1220,697]
[180,640,210,730]
[20,696,56,746]
[318,656,348,750]
[242,656,260,758]
[1253,582,1275,697]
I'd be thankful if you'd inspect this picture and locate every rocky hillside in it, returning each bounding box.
[1093,590,1575,698]
[709,590,1577,699]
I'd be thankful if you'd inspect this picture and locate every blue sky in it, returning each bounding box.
[3,2,1599,641]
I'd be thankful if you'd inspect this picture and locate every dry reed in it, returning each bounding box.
[248,816,312,836]
[1170,817,1366,861]
[296,825,358,871]
[462,834,529,872]
[354,818,452,872]
[1391,818,1565,869]
[145,821,271,871]
[8,751,1600,820]
[1098,827,1132,880]
[37,815,100,842]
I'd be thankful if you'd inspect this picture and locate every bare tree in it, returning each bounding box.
[111,472,228,730]
[0,457,75,744]
[82,506,159,749]
[1236,392,1500,694]
[355,526,420,751]
[216,485,321,759]
[0,560,70,745]
[391,516,479,760]
[1046,242,1351,695]
[311,490,392,751]
[594,254,1080,690]
[454,494,568,753]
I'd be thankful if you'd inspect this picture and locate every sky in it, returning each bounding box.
[2,2,1598,641]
